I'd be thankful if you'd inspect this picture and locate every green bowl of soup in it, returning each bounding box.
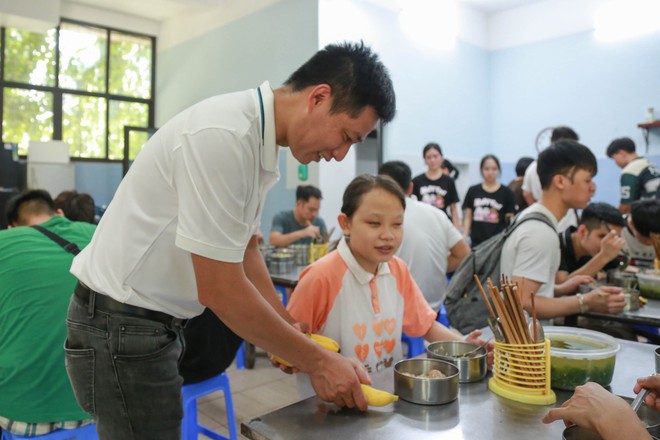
[546,326,620,391]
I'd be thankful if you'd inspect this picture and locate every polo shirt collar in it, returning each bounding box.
[337,236,391,285]
[257,81,278,173]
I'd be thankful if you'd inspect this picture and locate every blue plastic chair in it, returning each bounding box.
[437,304,450,327]
[401,332,426,358]
[1,424,98,440]
[181,372,237,440]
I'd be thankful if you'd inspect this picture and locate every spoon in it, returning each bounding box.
[631,387,651,412]
[528,318,544,343]
[458,337,494,358]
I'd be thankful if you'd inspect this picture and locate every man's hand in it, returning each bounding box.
[543,382,647,439]
[308,352,371,411]
[598,230,625,262]
[301,225,321,239]
[584,286,626,314]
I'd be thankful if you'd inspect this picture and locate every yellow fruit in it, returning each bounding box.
[309,333,340,353]
[361,384,399,406]
[270,333,341,367]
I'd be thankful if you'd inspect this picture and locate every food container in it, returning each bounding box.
[267,251,295,274]
[427,341,487,383]
[623,288,640,312]
[546,326,620,391]
[288,244,310,266]
[637,271,660,299]
[393,358,459,405]
[606,269,638,290]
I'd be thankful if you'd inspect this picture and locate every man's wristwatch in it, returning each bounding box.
[576,293,586,314]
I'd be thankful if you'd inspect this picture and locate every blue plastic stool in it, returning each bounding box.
[181,372,237,440]
[1,424,98,440]
[235,342,246,370]
[274,284,288,307]
[401,332,426,358]
[437,304,450,327]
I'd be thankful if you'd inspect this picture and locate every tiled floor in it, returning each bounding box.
[196,348,300,439]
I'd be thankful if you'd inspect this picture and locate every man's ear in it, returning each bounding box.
[576,224,588,239]
[552,174,567,191]
[55,208,65,217]
[337,213,351,236]
[306,84,332,113]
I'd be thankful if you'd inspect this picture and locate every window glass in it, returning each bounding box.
[4,28,56,86]
[62,94,107,158]
[108,100,149,160]
[2,88,53,154]
[59,22,107,92]
[109,32,152,99]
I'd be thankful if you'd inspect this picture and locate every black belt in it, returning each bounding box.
[74,282,186,327]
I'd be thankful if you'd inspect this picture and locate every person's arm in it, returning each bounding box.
[517,276,625,319]
[192,253,370,409]
[553,275,595,296]
[450,203,462,230]
[543,382,651,440]
[269,225,320,248]
[447,239,469,273]
[567,231,625,280]
[243,234,295,324]
[462,208,473,240]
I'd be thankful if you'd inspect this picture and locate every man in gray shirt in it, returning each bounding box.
[270,185,327,247]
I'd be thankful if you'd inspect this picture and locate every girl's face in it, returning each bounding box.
[481,158,500,184]
[338,188,404,274]
[424,148,443,171]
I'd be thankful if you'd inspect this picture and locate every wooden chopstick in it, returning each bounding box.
[474,275,496,320]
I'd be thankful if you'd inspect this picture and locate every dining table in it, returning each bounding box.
[240,330,659,440]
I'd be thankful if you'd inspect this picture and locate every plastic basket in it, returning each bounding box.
[488,339,556,405]
[309,242,329,263]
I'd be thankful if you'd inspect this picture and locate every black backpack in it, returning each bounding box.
[444,212,554,333]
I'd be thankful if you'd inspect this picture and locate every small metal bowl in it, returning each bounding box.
[427,341,487,383]
[393,358,459,405]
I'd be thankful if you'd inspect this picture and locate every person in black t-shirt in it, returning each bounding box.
[411,143,461,229]
[555,202,626,295]
[462,154,515,247]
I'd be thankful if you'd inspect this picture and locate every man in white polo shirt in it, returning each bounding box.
[65,42,396,440]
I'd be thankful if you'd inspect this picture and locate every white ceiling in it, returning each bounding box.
[69,0,547,22]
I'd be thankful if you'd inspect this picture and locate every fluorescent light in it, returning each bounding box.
[594,0,660,42]
[398,0,458,50]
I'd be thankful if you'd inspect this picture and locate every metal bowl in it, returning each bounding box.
[393,358,459,405]
[427,341,487,383]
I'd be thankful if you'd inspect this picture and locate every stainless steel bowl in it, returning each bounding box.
[427,341,487,383]
[393,358,459,405]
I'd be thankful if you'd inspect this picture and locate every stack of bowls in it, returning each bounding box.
[268,251,295,274]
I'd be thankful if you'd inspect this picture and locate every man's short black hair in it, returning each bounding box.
[296,185,322,202]
[5,189,55,226]
[537,139,597,189]
[630,199,660,237]
[550,126,579,142]
[580,202,625,230]
[285,41,396,123]
[378,160,412,192]
[606,137,636,157]
[515,156,534,177]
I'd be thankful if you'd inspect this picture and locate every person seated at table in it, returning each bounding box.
[0,190,96,437]
[53,190,97,224]
[543,377,660,439]
[500,140,626,324]
[269,185,328,247]
[621,199,660,266]
[554,202,626,295]
[286,174,491,393]
[379,160,469,313]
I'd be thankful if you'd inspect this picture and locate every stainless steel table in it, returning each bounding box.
[584,298,660,327]
[241,337,658,440]
[269,265,306,289]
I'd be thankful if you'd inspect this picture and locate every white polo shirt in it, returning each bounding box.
[71,82,280,318]
[396,198,463,311]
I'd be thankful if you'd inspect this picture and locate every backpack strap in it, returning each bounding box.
[31,225,81,256]
[503,211,555,239]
